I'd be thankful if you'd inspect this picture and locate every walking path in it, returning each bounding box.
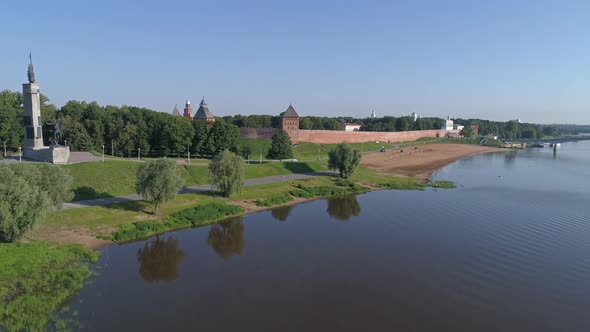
[61,171,334,210]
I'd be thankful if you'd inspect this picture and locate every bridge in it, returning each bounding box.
[502,137,590,144]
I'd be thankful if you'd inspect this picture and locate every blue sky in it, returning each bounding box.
[1,0,589,124]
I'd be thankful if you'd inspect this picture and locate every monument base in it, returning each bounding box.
[23,145,70,164]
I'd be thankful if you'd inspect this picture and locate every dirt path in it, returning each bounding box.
[361,143,501,180]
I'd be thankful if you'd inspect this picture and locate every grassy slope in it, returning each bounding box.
[66,160,325,201]
[0,242,99,332]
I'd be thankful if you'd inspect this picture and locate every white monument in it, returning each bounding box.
[22,55,70,164]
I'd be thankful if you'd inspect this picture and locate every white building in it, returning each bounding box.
[371,109,376,118]
[411,112,420,121]
[442,116,454,130]
[341,122,362,131]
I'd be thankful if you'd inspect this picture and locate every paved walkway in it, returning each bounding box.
[61,171,335,210]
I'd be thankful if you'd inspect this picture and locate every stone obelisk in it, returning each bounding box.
[23,54,44,149]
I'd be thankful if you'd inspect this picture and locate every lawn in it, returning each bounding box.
[0,242,99,332]
[65,159,326,201]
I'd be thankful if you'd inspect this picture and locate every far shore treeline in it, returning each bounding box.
[1,89,589,157]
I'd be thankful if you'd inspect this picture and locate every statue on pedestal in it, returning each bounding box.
[27,53,36,83]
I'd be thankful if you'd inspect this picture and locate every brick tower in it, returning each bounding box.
[183,99,193,119]
[281,104,300,144]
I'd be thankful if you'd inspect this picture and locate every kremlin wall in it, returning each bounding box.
[178,102,449,144]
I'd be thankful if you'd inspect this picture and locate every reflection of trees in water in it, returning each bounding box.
[326,195,361,221]
[137,236,185,283]
[271,205,292,222]
[207,218,245,260]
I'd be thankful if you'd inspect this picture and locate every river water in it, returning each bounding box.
[71,141,590,331]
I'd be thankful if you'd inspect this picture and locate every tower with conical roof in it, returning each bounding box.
[193,97,215,123]
[281,104,300,143]
[183,99,193,119]
[172,104,181,116]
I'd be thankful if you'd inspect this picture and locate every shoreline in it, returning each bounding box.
[87,144,503,250]
[27,144,504,250]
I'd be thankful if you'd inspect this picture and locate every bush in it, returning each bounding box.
[430,180,456,189]
[165,202,244,229]
[0,167,52,242]
[255,195,293,207]
[111,221,168,242]
[379,177,426,190]
[8,164,74,208]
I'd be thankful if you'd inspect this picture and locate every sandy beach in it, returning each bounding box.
[361,143,501,180]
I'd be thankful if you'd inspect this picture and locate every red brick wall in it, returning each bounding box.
[240,127,448,144]
[297,129,447,144]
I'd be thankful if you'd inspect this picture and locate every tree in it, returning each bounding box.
[9,164,73,209]
[328,143,362,178]
[267,130,293,160]
[0,167,52,242]
[136,159,184,214]
[459,126,475,138]
[240,145,252,160]
[192,120,209,157]
[208,150,245,197]
[207,120,240,156]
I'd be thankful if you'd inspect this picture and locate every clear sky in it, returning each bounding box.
[1,0,589,124]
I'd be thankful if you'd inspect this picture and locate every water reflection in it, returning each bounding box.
[137,236,185,283]
[207,218,245,260]
[326,195,361,221]
[271,205,293,222]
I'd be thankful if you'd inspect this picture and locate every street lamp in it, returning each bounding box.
[259,146,262,165]
[102,145,105,162]
[65,139,68,147]
[138,148,141,161]
[19,147,22,163]
[111,139,114,157]
[3,139,8,158]
[187,146,191,165]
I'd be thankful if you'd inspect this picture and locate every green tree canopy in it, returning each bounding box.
[459,126,475,138]
[136,159,184,213]
[267,130,293,160]
[9,164,73,209]
[328,143,362,178]
[0,167,52,242]
[207,120,240,156]
[208,150,245,197]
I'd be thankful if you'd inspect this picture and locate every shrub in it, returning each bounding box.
[165,202,244,229]
[0,167,52,242]
[255,195,293,207]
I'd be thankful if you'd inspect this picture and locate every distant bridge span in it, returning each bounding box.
[502,137,590,144]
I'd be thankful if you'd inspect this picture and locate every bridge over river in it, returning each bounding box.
[502,136,590,144]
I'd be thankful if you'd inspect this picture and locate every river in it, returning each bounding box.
[70,141,590,331]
